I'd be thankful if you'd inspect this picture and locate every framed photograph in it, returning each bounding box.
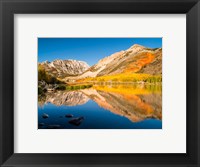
[38,37,162,130]
[0,0,199,166]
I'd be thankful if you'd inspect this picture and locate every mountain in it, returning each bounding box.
[39,59,90,78]
[64,44,162,81]
[39,44,162,82]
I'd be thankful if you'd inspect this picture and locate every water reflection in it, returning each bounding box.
[39,91,89,106]
[38,84,162,129]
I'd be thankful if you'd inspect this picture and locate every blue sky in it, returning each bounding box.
[38,38,162,66]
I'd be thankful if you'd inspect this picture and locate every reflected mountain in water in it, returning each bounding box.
[81,85,161,122]
[39,90,89,106]
[39,84,162,123]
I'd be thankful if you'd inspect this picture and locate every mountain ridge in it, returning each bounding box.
[39,59,90,78]
[38,44,162,82]
[63,44,162,81]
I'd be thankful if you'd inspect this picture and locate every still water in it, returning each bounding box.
[38,84,162,129]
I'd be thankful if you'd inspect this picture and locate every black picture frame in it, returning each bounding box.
[0,0,200,166]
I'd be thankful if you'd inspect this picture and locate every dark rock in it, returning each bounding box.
[39,123,45,126]
[42,113,49,119]
[68,117,84,126]
[65,114,73,118]
[47,125,61,129]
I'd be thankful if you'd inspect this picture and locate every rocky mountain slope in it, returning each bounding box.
[39,59,89,78]
[64,44,162,81]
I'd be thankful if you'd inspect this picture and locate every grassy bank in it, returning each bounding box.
[77,73,162,84]
[93,84,162,95]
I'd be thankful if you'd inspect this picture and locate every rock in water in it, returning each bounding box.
[42,113,49,119]
[47,125,61,129]
[68,117,84,126]
[65,114,73,118]
[39,123,45,126]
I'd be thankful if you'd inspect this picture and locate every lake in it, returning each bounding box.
[38,84,162,129]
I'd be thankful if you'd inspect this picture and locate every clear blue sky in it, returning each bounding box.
[38,38,162,66]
